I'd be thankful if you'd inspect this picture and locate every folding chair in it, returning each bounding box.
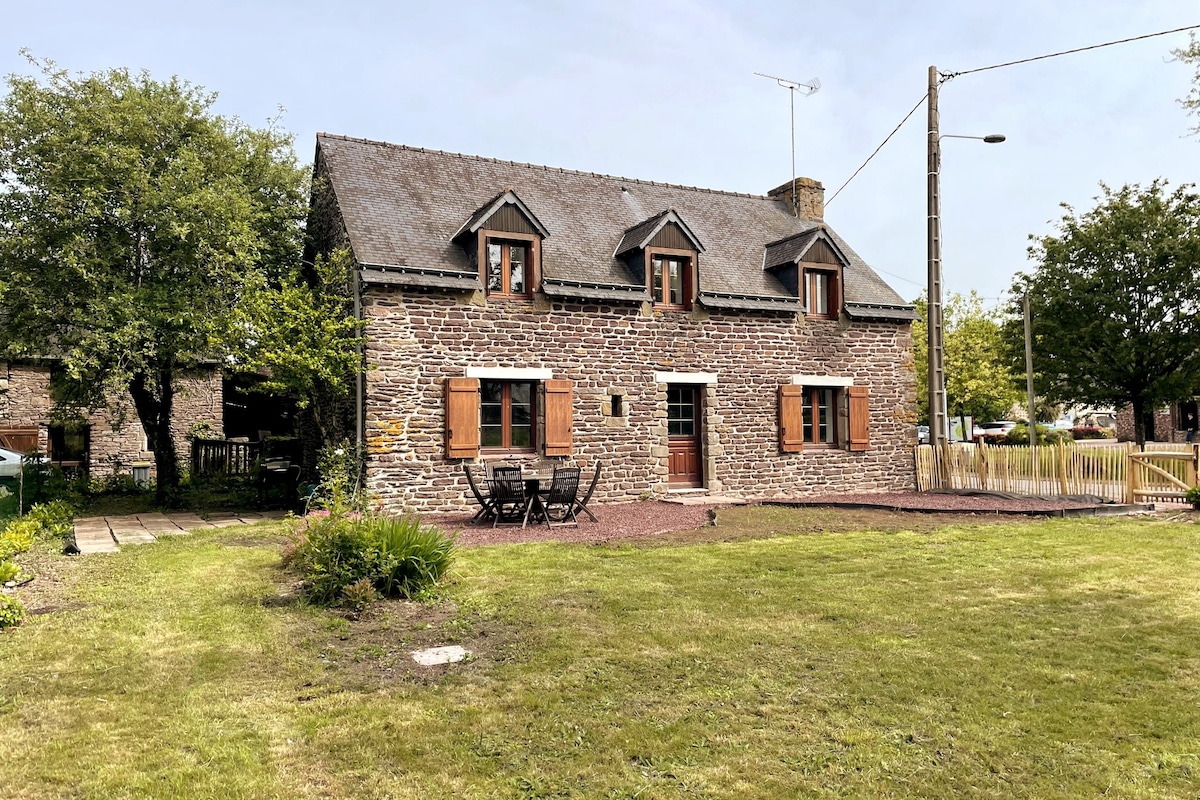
[541,466,581,528]
[463,463,497,523]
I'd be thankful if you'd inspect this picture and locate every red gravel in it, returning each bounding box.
[423,501,717,547]
[423,491,1122,547]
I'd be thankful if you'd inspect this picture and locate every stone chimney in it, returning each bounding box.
[767,176,824,220]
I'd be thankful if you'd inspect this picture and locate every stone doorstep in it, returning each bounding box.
[662,493,747,506]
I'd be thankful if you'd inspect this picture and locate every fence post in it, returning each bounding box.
[975,440,987,490]
[1126,442,1137,504]
[1057,439,1068,495]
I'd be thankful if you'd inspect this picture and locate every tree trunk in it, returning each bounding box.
[129,368,180,506]
[1131,396,1146,448]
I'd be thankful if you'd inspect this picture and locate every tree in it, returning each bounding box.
[1008,180,1200,446]
[912,290,1023,425]
[0,56,308,502]
[1174,33,1200,137]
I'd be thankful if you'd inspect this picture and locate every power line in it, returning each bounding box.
[874,266,925,288]
[941,23,1200,80]
[825,92,927,207]
[825,23,1200,207]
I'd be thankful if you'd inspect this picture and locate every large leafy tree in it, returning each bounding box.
[1007,180,1200,445]
[0,57,308,502]
[912,290,1023,425]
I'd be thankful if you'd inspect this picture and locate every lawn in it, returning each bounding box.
[1,507,1198,798]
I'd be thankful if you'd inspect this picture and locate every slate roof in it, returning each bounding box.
[316,133,913,313]
[614,209,706,258]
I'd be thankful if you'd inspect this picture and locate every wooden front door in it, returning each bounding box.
[667,385,703,487]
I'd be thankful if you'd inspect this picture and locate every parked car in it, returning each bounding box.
[978,421,1018,437]
[916,425,930,445]
[0,447,25,478]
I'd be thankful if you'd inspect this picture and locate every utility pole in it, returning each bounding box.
[1022,292,1041,448]
[927,66,948,454]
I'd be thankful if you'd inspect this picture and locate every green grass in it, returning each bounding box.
[2,509,1199,798]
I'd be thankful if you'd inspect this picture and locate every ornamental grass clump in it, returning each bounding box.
[286,511,457,606]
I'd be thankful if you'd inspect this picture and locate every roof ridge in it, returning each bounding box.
[315,132,773,201]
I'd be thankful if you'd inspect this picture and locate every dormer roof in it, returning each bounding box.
[451,187,550,242]
[763,227,851,271]
[614,209,706,258]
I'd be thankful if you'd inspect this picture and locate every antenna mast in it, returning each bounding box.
[754,72,821,214]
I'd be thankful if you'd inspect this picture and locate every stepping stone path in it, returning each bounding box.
[72,511,288,554]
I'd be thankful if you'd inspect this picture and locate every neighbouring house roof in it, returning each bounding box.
[316,133,912,312]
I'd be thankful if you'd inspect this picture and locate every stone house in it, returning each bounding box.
[306,134,920,513]
[0,362,224,478]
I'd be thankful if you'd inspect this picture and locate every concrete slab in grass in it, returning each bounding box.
[411,645,471,666]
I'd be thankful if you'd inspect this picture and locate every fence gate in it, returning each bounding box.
[1128,449,1198,504]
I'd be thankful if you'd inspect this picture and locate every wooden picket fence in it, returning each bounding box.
[915,440,1199,504]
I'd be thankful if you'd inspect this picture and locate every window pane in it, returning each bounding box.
[812,272,829,315]
[481,381,502,403]
[487,243,503,292]
[481,405,502,426]
[510,425,532,448]
[668,259,682,305]
[818,388,833,442]
[803,392,814,442]
[482,426,503,447]
[511,404,531,426]
[510,382,531,405]
[509,244,526,294]
[652,258,664,303]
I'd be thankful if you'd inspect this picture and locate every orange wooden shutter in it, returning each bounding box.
[543,379,573,457]
[778,385,804,453]
[848,385,870,452]
[445,378,480,458]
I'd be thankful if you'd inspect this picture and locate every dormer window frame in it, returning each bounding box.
[645,245,699,310]
[477,228,541,299]
[802,262,841,320]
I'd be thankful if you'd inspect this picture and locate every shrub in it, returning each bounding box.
[1185,486,1200,505]
[1004,424,1071,446]
[26,501,75,539]
[0,519,38,559]
[341,577,379,612]
[0,593,25,629]
[371,515,458,599]
[286,511,457,604]
[1070,426,1116,440]
[0,560,18,583]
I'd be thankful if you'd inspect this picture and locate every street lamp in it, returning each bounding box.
[926,64,1005,458]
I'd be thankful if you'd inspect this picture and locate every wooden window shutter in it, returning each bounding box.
[445,378,480,459]
[848,385,870,452]
[543,379,573,457]
[778,385,804,453]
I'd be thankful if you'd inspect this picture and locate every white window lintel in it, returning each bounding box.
[654,371,717,385]
[465,367,554,381]
[791,374,854,388]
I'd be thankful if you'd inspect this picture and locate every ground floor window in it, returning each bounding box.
[802,387,838,445]
[481,380,536,451]
[48,424,89,468]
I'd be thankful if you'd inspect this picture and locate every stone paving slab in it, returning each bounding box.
[71,510,287,554]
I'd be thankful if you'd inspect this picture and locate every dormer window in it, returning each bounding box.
[763,227,849,320]
[616,209,705,311]
[805,268,838,319]
[452,188,549,299]
[486,236,534,297]
[648,250,694,309]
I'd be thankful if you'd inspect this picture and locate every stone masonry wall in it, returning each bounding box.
[361,291,917,513]
[0,362,222,478]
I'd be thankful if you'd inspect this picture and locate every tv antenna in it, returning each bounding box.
[754,73,821,214]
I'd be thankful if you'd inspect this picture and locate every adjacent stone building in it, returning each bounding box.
[0,362,223,478]
[306,134,920,512]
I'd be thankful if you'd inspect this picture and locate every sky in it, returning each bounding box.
[3,0,1197,308]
